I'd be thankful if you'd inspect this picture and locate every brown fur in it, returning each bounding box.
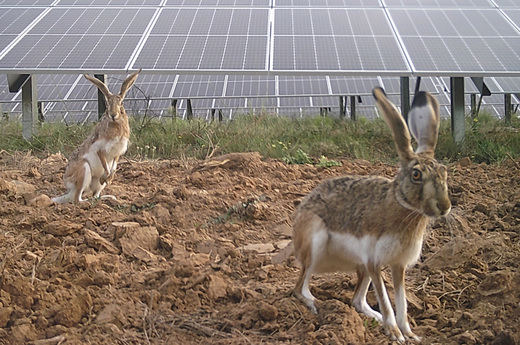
[52,70,140,204]
[292,87,450,343]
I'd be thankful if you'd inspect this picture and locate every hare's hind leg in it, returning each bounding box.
[74,161,91,203]
[294,262,317,314]
[352,267,383,322]
[391,264,421,342]
[293,230,328,314]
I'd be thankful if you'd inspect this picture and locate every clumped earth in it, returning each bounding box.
[0,150,518,345]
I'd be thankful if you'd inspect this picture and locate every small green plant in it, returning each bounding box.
[283,148,313,165]
[317,155,342,168]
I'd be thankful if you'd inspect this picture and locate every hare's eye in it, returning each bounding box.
[411,169,422,182]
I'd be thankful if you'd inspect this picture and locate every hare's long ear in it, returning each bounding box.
[407,91,440,158]
[84,74,112,99]
[119,69,141,99]
[372,87,415,164]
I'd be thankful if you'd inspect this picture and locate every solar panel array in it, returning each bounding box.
[0,0,519,121]
[2,74,517,122]
[1,0,519,76]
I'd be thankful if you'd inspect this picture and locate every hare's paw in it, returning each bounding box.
[294,291,318,314]
[403,331,421,343]
[354,301,383,323]
[384,324,405,343]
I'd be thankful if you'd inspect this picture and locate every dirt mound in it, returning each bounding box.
[0,151,519,344]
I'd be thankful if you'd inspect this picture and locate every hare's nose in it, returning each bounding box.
[437,199,451,216]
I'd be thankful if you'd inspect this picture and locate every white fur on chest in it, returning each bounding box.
[313,231,423,273]
[82,137,128,177]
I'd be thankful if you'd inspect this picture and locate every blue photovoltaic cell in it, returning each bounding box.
[389,9,520,74]
[134,8,269,71]
[225,75,275,97]
[382,0,493,8]
[0,8,45,53]
[57,0,162,5]
[165,0,270,6]
[494,0,520,8]
[492,77,520,93]
[0,8,155,70]
[273,8,409,72]
[278,76,329,95]
[504,9,520,28]
[172,75,225,98]
[0,0,53,5]
[275,0,381,7]
[329,77,380,95]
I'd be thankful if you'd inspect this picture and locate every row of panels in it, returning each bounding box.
[0,6,519,74]
[1,93,515,125]
[1,0,519,8]
[1,75,518,121]
[3,74,520,104]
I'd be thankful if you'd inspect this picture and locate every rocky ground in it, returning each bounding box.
[0,150,518,345]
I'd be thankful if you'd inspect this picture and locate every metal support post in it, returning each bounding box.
[339,96,345,118]
[186,99,193,120]
[211,109,216,121]
[400,76,410,122]
[470,94,477,119]
[218,109,223,122]
[22,75,38,140]
[171,99,177,119]
[94,74,107,120]
[450,77,465,143]
[350,95,356,121]
[505,94,512,124]
[37,101,44,123]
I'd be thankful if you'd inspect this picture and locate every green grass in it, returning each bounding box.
[0,111,519,164]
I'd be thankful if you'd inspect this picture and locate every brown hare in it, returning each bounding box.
[292,87,451,343]
[52,70,141,203]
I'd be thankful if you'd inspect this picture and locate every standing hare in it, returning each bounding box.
[52,70,141,203]
[292,87,451,343]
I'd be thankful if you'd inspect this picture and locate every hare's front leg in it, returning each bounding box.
[366,263,405,343]
[97,150,111,184]
[392,264,421,342]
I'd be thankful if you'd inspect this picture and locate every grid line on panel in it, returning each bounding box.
[0,7,51,61]
[127,7,163,69]
[197,9,218,69]
[273,8,409,72]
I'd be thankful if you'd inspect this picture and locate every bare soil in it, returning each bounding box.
[0,151,518,345]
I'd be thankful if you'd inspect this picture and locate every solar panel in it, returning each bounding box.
[275,0,381,7]
[172,75,225,98]
[0,0,53,5]
[494,0,520,8]
[504,9,520,28]
[132,8,269,71]
[164,0,270,6]
[389,8,520,75]
[491,77,520,93]
[0,7,156,71]
[382,0,493,8]
[225,75,275,97]
[278,76,329,96]
[56,0,162,5]
[0,7,45,54]
[272,8,410,73]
